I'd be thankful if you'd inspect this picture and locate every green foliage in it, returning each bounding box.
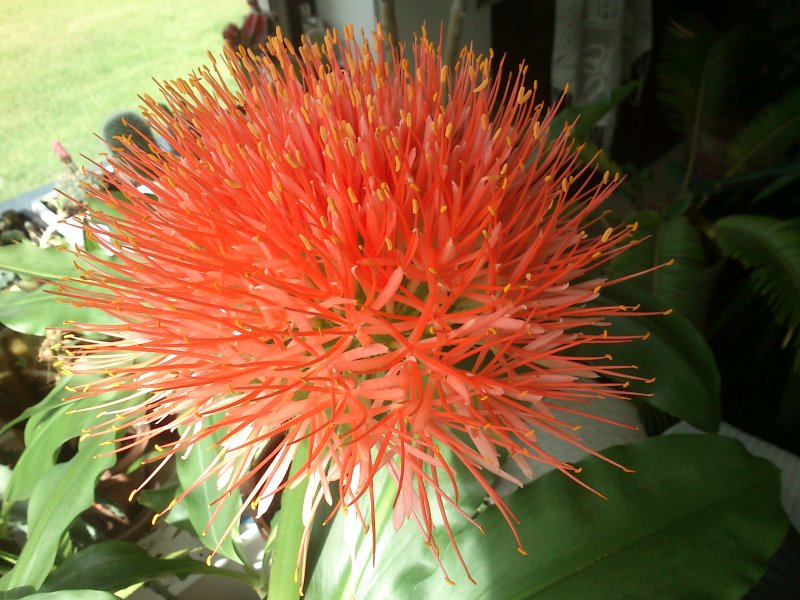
[727,87,800,175]
[657,19,740,139]
[0,427,117,597]
[609,213,712,330]
[175,418,244,563]
[40,541,257,593]
[550,80,641,142]
[657,19,743,191]
[593,284,720,432]
[0,243,82,280]
[304,447,488,600]
[268,440,310,600]
[709,215,800,368]
[307,435,786,599]
[0,284,118,336]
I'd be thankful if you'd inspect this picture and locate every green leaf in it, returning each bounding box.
[41,541,257,593]
[0,429,117,597]
[609,213,712,330]
[657,19,739,138]
[176,418,244,563]
[21,591,119,600]
[0,285,117,335]
[397,434,787,599]
[727,87,800,176]
[310,435,785,599]
[708,215,800,368]
[550,80,640,142]
[268,440,309,600]
[136,484,193,531]
[305,447,490,600]
[0,244,82,280]
[2,377,120,511]
[657,19,741,189]
[596,284,720,431]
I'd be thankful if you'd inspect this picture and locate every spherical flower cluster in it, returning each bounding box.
[60,25,645,582]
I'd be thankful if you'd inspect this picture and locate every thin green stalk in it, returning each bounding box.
[266,439,309,600]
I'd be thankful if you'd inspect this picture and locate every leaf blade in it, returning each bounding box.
[410,434,786,599]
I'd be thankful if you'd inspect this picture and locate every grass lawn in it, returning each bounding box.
[0,0,241,201]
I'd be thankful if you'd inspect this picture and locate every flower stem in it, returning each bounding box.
[267,438,309,600]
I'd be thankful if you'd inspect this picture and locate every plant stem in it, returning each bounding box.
[443,0,468,67]
[378,0,398,44]
[266,439,309,600]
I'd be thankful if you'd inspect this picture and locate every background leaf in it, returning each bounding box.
[550,80,640,142]
[305,448,492,600]
[709,215,800,368]
[0,286,117,335]
[2,378,121,510]
[0,429,117,597]
[310,434,785,599]
[175,418,244,563]
[594,284,720,431]
[609,213,712,330]
[727,87,800,176]
[657,19,740,138]
[0,244,82,280]
[40,541,255,593]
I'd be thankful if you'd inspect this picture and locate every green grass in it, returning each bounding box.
[0,0,241,200]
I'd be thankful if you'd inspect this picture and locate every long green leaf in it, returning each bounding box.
[609,213,712,330]
[657,19,740,189]
[0,244,82,280]
[413,434,786,599]
[267,440,309,600]
[0,431,117,597]
[0,286,117,335]
[40,541,257,593]
[175,418,244,563]
[308,434,785,599]
[709,215,800,368]
[304,448,492,599]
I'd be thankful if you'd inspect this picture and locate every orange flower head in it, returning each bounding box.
[61,25,647,583]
